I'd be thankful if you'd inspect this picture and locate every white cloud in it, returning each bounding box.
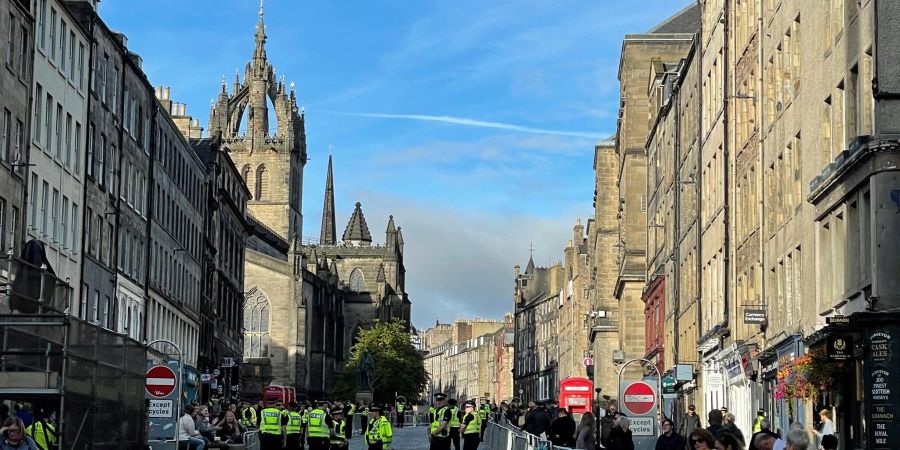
[329,112,608,139]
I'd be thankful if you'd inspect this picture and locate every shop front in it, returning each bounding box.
[805,312,900,450]
[756,334,807,436]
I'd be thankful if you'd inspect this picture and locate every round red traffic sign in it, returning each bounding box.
[622,381,656,415]
[146,365,177,398]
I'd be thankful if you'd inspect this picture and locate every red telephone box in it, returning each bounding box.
[262,385,296,407]
[559,377,593,418]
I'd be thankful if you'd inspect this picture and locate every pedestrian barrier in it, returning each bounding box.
[242,430,260,450]
[483,419,575,450]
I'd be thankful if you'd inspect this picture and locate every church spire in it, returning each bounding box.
[254,0,267,62]
[320,155,337,245]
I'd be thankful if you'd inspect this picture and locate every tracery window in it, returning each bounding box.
[243,288,270,358]
[350,268,365,292]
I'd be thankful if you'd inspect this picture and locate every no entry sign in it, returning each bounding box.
[622,381,656,416]
[146,365,178,398]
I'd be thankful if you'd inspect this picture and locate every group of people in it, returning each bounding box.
[178,398,395,450]
[0,403,57,450]
[426,393,491,450]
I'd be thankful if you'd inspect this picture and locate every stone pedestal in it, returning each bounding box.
[356,390,374,405]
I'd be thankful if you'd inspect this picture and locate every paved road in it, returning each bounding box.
[346,425,490,450]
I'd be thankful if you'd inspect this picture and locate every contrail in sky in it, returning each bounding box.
[330,111,608,140]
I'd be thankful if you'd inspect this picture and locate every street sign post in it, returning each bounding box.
[622,382,656,415]
[146,340,183,449]
[146,365,178,398]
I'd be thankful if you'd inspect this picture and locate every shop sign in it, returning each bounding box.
[725,356,743,381]
[865,327,899,449]
[827,315,850,326]
[827,335,853,361]
[675,364,693,382]
[662,376,676,398]
[743,309,767,324]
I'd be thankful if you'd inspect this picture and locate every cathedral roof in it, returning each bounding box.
[342,202,373,244]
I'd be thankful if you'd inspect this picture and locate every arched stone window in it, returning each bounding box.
[255,164,267,200]
[350,268,365,293]
[240,164,251,198]
[243,288,270,358]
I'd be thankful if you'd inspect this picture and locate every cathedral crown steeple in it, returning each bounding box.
[320,155,337,245]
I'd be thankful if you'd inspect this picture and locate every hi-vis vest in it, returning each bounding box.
[259,407,283,435]
[463,412,481,435]
[397,404,404,413]
[306,408,330,438]
[286,411,303,434]
[330,418,346,444]
[26,421,57,450]
[241,407,258,428]
[366,416,392,448]
[448,407,461,428]
[430,406,450,438]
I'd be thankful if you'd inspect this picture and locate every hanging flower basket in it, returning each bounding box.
[773,351,848,401]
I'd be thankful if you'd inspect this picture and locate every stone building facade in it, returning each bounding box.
[0,0,31,263]
[26,0,87,303]
[558,220,591,381]
[420,317,508,402]
[513,258,563,402]
[612,6,697,390]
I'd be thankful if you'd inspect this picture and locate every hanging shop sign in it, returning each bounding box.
[827,335,853,361]
[743,309,767,325]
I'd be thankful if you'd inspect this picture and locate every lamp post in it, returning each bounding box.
[594,387,602,443]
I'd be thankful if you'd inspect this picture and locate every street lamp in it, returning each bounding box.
[594,387,602,442]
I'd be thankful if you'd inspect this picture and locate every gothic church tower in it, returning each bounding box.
[208,3,306,240]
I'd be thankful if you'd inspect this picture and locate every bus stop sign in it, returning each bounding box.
[622,381,656,415]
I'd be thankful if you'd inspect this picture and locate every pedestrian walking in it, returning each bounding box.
[548,408,576,447]
[0,417,39,450]
[600,403,618,446]
[606,416,634,450]
[680,404,702,438]
[574,411,596,449]
[716,432,745,450]
[723,413,746,446]
[707,409,725,438]
[654,418,685,450]
[688,429,716,450]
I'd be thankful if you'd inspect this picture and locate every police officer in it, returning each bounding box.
[460,401,482,450]
[428,393,452,450]
[346,402,356,438]
[329,408,348,450]
[396,401,405,428]
[241,400,258,429]
[365,407,393,450]
[447,399,462,450]
[306,400,334,450]
[285,402,304,450]
[25,410,56,450]
[259,400,287,450]
[478,401,490,439]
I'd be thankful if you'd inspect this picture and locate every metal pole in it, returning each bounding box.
[148,339,183,450]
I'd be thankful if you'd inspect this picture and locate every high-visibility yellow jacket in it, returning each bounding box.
[259,407,283,435]
[286,411,303,435]
[26,421,57,450]
[462,411,482,435]
[241,407,258,428]
[366,416,392,450]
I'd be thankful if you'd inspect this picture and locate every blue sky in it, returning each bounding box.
[100,0,692,331]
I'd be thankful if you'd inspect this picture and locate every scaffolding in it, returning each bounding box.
[0,254,148,450]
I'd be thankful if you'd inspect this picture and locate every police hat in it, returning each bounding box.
[434,393,447,400]
[463,401,476,408]
[332,409,344,415]
[370,406,382,413]
[317,399,330,405]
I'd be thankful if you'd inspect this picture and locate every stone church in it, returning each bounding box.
[205,5,410,400]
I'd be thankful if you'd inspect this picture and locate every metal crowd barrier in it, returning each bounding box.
[242,430,260,450]
[484,418,574,450]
